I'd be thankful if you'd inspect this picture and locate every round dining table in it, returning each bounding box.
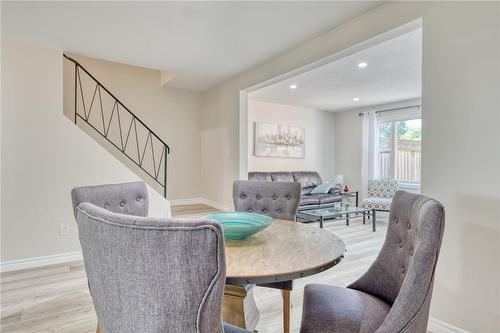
[222,219,345,332]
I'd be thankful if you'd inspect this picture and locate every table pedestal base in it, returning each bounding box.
[223,284,259,330]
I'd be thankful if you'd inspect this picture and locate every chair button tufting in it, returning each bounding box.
[256,195,261,200]
[278,209,282,214]
[136,196,141,202]
[399,243,403,249]
[408,223,411,230]
[248,209,252,212]
[104,203,109,209]
[401,267,405,274]
[120,202,125,207]
[394,217,399,223]
[272,195,277,200]
[286,195,291,200]
[241,195,246,199]
[263,209,268,213]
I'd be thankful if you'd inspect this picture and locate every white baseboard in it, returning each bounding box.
[1,198,229,273]
[170,197,230,212]
[1,251,83,273]
[429,317,470,333]
[199,198,230,211]
[169,197,205,206]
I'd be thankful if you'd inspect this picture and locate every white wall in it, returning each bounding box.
[334,108,363,191]
[248,100,334,180]
[0,41,171,263]
[201,2,500,331]
[420,4,500,330]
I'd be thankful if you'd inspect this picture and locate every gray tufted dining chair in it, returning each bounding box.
[300,191,445,333]
[71,181,250,333]
[71,181,150,218]
[233,180,301,221]
[233,180,302,333]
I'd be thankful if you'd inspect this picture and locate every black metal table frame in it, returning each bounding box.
[298,208,376,232]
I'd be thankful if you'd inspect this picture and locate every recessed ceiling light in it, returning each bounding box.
[289,84,297,90]
[353,97,360,102]
[358,62,368,68]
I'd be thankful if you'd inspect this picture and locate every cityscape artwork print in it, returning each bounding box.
[254,122,305,158]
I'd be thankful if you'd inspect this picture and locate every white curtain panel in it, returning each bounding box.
[360,111,379,199]
[369,111,380,181]
[360,113,369,199]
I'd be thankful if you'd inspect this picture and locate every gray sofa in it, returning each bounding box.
[248,171,342,211]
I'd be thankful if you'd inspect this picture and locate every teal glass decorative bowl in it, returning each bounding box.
[203,212,273,240]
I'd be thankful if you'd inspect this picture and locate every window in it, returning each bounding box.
[378,117,421,186]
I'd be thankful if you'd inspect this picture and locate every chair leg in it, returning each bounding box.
[96,323,100,333]
[281,290,290,333]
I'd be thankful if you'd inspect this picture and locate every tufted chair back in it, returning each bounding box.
[367,179,400,198]
[349,191,445,332]
[71,181,148,217]
[74,202,226,333]
[233,180,301,221]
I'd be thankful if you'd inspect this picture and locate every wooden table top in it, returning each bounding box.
[225,219,345,285]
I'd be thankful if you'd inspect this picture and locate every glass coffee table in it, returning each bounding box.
[297,206,376,231]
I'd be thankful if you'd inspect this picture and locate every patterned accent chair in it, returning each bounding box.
[300,191,445,333]
[361,179,400,211]
[71,181,250,333]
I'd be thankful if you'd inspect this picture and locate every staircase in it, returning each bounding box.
[63,54,170,198]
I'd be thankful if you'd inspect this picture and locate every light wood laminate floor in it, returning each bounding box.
[1,204,388,333]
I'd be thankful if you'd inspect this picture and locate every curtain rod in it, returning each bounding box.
[358,104,421,116]
[375,104,421,114]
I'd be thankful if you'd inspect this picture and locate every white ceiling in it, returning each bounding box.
[2,1,383,92]
[249,28,422,112]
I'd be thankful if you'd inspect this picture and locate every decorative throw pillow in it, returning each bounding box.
[329,183,342,194]
[310,182,334,194]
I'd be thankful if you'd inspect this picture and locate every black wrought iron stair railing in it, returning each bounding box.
[64,54,170,198]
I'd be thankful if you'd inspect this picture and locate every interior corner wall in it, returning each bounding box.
[200,2,500,331]
[248,100,335,180]
[0,40,171,262]
[333,109,363,191]
[62,53,203,201]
